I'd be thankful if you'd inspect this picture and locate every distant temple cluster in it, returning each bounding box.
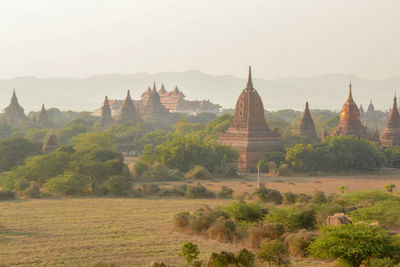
[2,67,400,172]
[217,67,400,171]
[93,83,221,119]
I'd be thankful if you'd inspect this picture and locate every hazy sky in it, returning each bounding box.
[1,0,399,80]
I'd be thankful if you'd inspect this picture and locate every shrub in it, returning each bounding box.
[149,262,166,267]
[174,212,191,229]
[216,186,233,199]
[0,189,16,200]
[223,201,265,222]
[267,161,278,175]
[14,178,30,193]
[235,249,255,267]
[23,181,41,198]
[150,162,170,179]
[186,165,213,180]
[140,184,161,195]
[296,193,312,203]
[278,164,290,176]
[189,207,227,234]
[257,240,290,267]
[207,251,235,267]
[309,224,400,266]
[214,162,238,178]
[133,161,148,177]
[185,184,215,199]
[369,258,395,267]
[350,200,400,229]
[207,216,238,242]
[89,262,116,267]
[284,230,317,257]
[283,192,297,205]
[157,185,187,197]
[181,242,201,267]
[247,223,285,248]
[266,206,316,231]
[311,190,327,204]
[312,202,345,226]
[252,183,283,204]
[44,173,88,196]
[105,175,133,196]
[341,190,397,206]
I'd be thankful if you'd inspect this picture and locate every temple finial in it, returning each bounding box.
[152,81,156,91]
[348,81,353,100]
[247,66,253,89]
[305,101,309,110]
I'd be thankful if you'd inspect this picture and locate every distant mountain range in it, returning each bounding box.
[0,70,399,112]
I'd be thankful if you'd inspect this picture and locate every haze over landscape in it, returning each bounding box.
[1,0,400,112]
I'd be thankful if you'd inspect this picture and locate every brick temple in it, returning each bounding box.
[297,102,319,142]
[217,67,281,172]
[380,94,400,147]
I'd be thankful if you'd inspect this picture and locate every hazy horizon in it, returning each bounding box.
[1,0,400,80]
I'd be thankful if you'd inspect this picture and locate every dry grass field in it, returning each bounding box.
[1,170,399,266]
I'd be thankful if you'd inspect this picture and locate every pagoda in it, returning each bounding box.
[117,90,141,124]
[159,83,167,95]
[359,104,365,117]
[331,82,368,139]
[43,130,58,153]
[38,104,51,128]
[380,95,400,147]
[217,67,281,172]
[99,96,114,128]
[4,90,27,126]
[144,82,169,118]
[297,102,319,142]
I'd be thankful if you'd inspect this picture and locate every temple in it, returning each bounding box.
[143,82,169,118]
[117,90,141,124]
[297,102,319,142]
[217,67,281,171]
[4,90,27,126]
[331,82,369,139]
[43,130,58,153]
[99,96,114,128]
[38,104,51,128]
[359,104,365,117]
[380,94,400,147]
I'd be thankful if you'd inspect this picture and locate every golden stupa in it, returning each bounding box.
[339,83,360,121]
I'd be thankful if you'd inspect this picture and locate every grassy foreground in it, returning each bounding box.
[0,198,323,267]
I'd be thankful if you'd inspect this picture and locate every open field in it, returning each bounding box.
[1,171,400,266]
[0,198,323,267]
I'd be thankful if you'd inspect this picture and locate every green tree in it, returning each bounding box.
[308,224,400,266]
[384,183,396,193]
[181,242,201,267]
[257,240,290,267]
[0,137,42,172]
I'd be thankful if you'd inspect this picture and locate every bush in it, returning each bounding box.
[257,240,290,267]
[284,230,317,257]
[311,190,327,204]
[350,200,400,229]
[185,184,215,199]
[133,161,148,177]
[207,216,238,242]
[341,190,397,206]
[312,202,345,226]
[235,249,255,267]
[216,186,233,199]
[188,207,229,234]
[252,183,283,204]
[174,212,190,229]
[150,162,170,179]
[140,184,161,195]
[14,178,30,193]
[309,224,400,266]
[296,193,312,203]
[105,175,133,196]
[278,164,290,176]
[23,181,41,198]
[369,258,395,267]
[207,251,235,267]
[44,173,87,196]
[157,185,187,197]
[283,192,297,205]
[0,189,16,200]
[266,206,316,231]
[181,242,201,267]
[223,201,265,222]
[247,223,285,248]
[186,165,213,180]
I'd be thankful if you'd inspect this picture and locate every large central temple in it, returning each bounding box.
[217,67,281,171]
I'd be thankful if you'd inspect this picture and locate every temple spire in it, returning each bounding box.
[152,82,157,92]
[246,66,253,89]
[348,81,353,101]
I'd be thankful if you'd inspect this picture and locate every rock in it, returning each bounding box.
[326,213,352,226]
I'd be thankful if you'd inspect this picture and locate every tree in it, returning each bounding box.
[257,240,290,267]
[308,224,400,266]
[181,242,201,267]
[0,137,42,172]
[337,185,349,194]
[56,123,88,145]
[384,183,396,193]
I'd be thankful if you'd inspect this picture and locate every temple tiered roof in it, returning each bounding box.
[4,90,27,126]
[117,90,141,124]
[297,102,319,142]
[380,94,400,147]
[99,96,114,128]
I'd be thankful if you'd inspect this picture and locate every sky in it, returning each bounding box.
[0,0,399,80]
